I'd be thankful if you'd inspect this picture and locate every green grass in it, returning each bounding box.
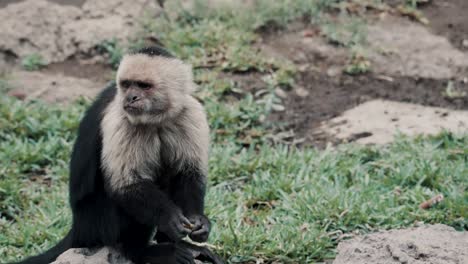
[1,0,467,263]
[21,54,47,71]
[0,95,466,263]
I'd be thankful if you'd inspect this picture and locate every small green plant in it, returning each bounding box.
[21,54,47,71]
[443,81,467,99]
[322,16,367,47]
[0,78,11,93]
[97,39,124,69]
[344,48,371,75]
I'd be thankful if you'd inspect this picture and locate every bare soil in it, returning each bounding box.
[422,0,468,51]
[0,0,86,8]
[270,73,468,146]
[259,2,468,147]
[43,58,113,84]
[1,0,467,145]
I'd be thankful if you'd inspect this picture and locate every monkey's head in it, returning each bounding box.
[116,46,196,124]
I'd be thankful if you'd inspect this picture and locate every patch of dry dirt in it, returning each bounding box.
[269,72,468,146]
[8,70,107,103]
[333,224,468,264]
[259,21,348,75]
[43,59,113,84]
[367,14,468,79]
[320,99,468,145]
[260,15,468,147]
[0,0,86,8]
[422,0,468,51]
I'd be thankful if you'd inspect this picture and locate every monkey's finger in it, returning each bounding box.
[190,225,208,236]
[191,222,203,231]
[181,215,192,225]
[190,218,203,231]
[176,222,192,235]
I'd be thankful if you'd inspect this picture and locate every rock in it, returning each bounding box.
[333,224,468,264]
[326,66,342,77]
[463,39,468,48]
[274,88,287,99]
[271,104,285,112]
[320,99,468,144]
[294,86,309,97]
[51,247,132,264]
[52,247,205,264]
[0,0,162,64]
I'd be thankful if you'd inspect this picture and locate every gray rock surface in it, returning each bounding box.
[320,100,468,145]
[0,0,161,64]
[333,224,468,264]
[51,246,205,264]
[51,247,132,264]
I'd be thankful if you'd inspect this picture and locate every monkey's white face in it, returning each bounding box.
[116,54,196,124]
[118,79,168,116]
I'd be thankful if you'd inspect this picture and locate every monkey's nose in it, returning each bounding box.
[126,94,140,103]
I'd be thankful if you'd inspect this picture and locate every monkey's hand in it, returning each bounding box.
[158,208,193,242]
[188,214,211,242]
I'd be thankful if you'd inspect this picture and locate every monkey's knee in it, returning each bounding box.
[140,243,194,264]
[154,230,172,243]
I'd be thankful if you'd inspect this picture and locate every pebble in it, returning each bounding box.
[274,88,287,99]
[462,39,468,48]
[295,86,309,97]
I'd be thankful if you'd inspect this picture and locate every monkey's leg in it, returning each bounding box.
[154,232,223,264]
[155,231,171,243]
[119,220,193,264]
[139,243,194,264]
[178,241,224,264]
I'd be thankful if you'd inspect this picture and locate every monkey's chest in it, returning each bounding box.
[101,126,189,188]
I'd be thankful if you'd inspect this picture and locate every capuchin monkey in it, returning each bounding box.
[12,46,223,264]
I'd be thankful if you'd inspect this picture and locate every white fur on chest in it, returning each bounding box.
[101,100,162,189]
[100,98,209,190]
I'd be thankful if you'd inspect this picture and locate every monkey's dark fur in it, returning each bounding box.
[12,47,223,264]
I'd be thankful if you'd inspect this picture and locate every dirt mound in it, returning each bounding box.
[8,70,107,103]
[260,11,468,146]
[320,99,468,144]
[422,0,468,51]
[367,15,468,79]
[333,224,468,264]
[0,0,161,64]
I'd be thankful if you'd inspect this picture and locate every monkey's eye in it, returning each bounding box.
[137,81,152,90]
[120,80,131,89]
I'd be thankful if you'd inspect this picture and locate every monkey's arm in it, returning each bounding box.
[108,181,193,241]
[172,167,211,242]
[69,85,116,207]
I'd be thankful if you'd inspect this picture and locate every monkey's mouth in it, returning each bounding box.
[123,104,144,115]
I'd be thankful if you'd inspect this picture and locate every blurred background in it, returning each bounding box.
[0,0,467,263]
